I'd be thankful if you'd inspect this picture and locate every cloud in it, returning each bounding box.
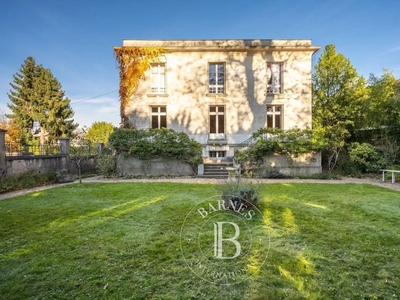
[99,106,119,114]
[383,46,400,54]
[72,95,120,128]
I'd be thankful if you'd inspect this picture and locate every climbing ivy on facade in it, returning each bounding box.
[114,46,167,122]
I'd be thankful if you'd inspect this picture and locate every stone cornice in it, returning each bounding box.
[119,39,320,53]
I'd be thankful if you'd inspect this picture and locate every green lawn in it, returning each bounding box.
[0,182,400,299]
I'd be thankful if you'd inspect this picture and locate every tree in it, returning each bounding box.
[114,46,167,123]
[0,110,19,147]
[362,70,400,164]
[7,57,77,145]
[6,57,36,144]
[312,44,368,170]
[85,121,115,146]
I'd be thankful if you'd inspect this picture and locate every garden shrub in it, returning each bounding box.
[262,170,291,179]
[218,180,260,210]
[96,154,116,177]
[348,142,386,173]
[55,169,75,183]
[108,128,203,167]
[336,149,361,176]
[235,127,321,166]
[0,171,57,194]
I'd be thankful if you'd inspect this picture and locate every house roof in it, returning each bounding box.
[118,39,320,53]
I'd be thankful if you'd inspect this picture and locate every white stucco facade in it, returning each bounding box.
[118,39,320,160]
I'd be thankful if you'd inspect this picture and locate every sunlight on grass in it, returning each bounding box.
[263,208,272,227]
[297,254,314,275]
[0,182,399,299]
[49,196,165,228]
[304,203,328,210]
[278,265,305,292]
[282,208,298,231]
[4,247,30,259]
[111,196,166,217]
[247,248,264,280]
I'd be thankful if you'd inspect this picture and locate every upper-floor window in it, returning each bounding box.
[151,106,167,129]
[209,63,225,94]
[267,62,283,94]
[266,105,283,129]
[150,63,166,94]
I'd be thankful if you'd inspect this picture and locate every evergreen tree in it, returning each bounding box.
[312,44,368,170]
[7,57,77,145]
[6,57,37,144]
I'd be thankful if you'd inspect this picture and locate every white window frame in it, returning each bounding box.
[150,63,166,94]
[151,106,167,129]
[266,62,283,94]
[266,105,283,129]
[209,151,226,158]
[209,106,225,138]
[208,63,225,94]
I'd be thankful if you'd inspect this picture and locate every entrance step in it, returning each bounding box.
[199,163,233,178]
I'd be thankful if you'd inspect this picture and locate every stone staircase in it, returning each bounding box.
[200,163,233,178]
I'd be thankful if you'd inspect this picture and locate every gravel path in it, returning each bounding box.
[1,175,399,201]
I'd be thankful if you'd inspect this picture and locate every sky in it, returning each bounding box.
[0,0,399,129]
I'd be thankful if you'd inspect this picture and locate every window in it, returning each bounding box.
[209,63,225,94]
[150,63,166,94]
[266,62,283,94]
[151,106,167,129]
[209,151,226,158]
[266,105,282,129]
[209,106,225,134]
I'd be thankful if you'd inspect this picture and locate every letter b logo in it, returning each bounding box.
[213,222,241,259]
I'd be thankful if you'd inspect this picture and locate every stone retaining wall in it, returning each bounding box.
[247,152,322,177]
[4,155,96,176]
[116,155,195,177]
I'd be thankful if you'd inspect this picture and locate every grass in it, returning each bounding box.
[0,182,399,299]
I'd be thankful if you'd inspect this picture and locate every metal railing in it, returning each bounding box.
[5,142,60,156]
[239,136,256,147]
[239,134,271,147]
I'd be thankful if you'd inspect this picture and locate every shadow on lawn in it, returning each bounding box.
[1,196,167,263]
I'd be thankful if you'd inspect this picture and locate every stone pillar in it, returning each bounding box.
[197,164,204,176]
[96,143,104,155]
[59,138,70,155]
[0,129,6,175]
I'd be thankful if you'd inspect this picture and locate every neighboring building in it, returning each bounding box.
[116,39,320,164]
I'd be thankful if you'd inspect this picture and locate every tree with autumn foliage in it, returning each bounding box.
[114,46,167,126]
[0,111,19,145]
[7,57,77,145]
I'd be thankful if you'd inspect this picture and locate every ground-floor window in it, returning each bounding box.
[266,105,283,129]
[151,106,167,129]
[209,106,225,134]
[209,151,226,158]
